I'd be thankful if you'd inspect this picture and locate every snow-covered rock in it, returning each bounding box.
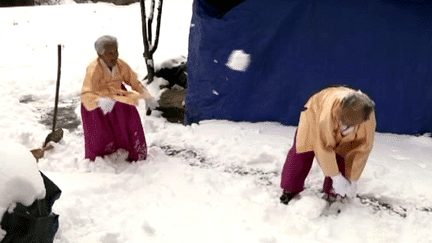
[0,141,46,224]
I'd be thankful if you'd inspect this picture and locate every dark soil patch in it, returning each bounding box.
[159,145,278,186]
[41,105,81,132]
[19,95,81,132]
[19,95,36,104]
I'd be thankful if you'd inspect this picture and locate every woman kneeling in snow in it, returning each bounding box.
[280,86,376,204]
[81,35,158,162]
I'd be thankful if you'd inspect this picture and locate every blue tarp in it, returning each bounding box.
[186,0,432,134]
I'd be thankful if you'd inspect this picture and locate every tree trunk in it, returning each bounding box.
[140,0,163,84]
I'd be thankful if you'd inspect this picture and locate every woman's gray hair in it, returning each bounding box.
[341,90,375,120]
[94,35,118,55]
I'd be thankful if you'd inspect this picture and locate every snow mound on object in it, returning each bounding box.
[0,141,46,219]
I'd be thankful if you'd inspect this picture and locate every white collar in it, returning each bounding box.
[341,124,355,136]
[99,58,118,78]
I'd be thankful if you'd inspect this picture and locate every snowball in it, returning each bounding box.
[226,50,251,72]
[290,195,327,219]
[0,141,46,220]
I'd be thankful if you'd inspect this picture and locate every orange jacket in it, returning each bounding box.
[296,87,376,181]
[81,58,153,111]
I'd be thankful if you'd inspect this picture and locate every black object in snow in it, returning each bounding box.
[0,172,61,243]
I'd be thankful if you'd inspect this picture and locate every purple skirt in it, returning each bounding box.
[81,102,147,162]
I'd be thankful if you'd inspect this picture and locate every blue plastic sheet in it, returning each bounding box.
[186,0,432,134]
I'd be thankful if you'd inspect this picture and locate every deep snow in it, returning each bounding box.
[0,1,432,243]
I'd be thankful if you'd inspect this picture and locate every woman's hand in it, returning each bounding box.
[331,174,351,197]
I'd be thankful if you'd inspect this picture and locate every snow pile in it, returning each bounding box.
[155,55,186,70]
[0,141,46,239]
[289,194,328,219]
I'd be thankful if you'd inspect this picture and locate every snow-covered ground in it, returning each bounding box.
[1,1,432,242]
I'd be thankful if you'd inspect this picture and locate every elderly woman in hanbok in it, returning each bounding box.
[280,86,376,204]
[81,35,158,162]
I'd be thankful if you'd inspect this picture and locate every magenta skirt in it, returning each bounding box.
[81,102,147,162]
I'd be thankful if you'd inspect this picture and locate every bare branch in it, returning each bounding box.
[150,0,163,55]
[140,0,150,59]
[149,0,155,20]
[148,0,155,43]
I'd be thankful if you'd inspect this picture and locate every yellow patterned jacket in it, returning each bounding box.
[81,58,153,111]
[296,86,376,181]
